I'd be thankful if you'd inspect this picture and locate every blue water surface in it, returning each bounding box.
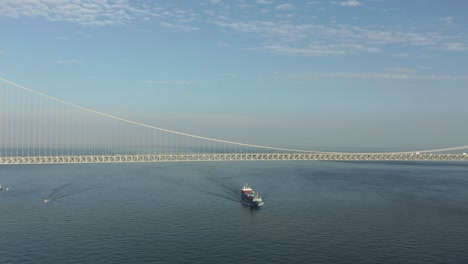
[1,161,467,264]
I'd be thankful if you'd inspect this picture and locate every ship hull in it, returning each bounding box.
[241,192,264,207]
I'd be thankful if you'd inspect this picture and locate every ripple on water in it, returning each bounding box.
[1,162,468,263]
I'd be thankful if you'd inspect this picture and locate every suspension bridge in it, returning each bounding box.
[0,77,467,165]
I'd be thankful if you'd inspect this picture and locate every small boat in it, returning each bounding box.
[241,183,264,207]
[0,184,2,191]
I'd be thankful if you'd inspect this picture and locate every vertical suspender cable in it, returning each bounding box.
[0,83,4,158]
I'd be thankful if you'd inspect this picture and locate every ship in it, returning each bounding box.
[241,183,264,207]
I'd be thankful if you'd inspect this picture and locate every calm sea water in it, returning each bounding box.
[1,161,468,264]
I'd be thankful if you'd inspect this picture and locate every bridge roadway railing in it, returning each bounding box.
[1,152,468,165]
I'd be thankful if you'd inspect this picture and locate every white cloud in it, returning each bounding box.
[0,0,200,29]
[160,22,200,32]
[383,68,417,74]
[274,72,468,81]
[252,44,381,56]
[56,60,82,64]
[145,80,191,85]
[276,12,296,19]
[216,42,230,47]
[340,0,362,7]
[439,16,454,25]
[256,0,273,4]
[0,0,152,26]
[214,19,461,56]
[2,0,467,58]
[392,53,408,58]
[443,42,468,51]
[275,3,295,11]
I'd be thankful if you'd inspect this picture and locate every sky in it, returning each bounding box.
[0,0,467,150]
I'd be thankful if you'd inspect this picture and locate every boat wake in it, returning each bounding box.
[38,182,93,204]
[198,188,240,203]
[200,177,242,203]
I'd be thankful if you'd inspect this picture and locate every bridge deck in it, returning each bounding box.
[1,153,468,165]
